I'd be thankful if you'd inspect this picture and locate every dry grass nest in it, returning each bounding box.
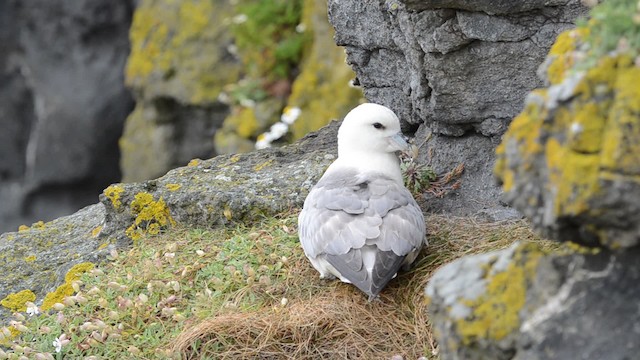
[170,214,548,359]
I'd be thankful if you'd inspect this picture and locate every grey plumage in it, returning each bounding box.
[297,103,426,299]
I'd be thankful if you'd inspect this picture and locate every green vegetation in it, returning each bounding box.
[578,0,640,67]
[0,210,558,359]
[231,0,308,81]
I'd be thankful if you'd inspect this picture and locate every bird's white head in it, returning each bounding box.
[337,103,408,158]
[333,103,409,184]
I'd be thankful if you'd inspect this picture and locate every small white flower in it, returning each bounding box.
[52,338,62,353]
[295,24,306,33]
[53,334,69,353]
[270,122,289,138]
[281,107,301,124]
[26,303,39,316]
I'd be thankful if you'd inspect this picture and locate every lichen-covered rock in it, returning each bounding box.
[427,244,640,360]
[327,0,587,217]
[104,122,339,245]
[428,2,640,359]
[0,204,110,323]
[121,0,241,181]
[494,6,640,249]
[426,242,547,359]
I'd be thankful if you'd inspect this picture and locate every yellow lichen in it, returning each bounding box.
[104,185,125,210]
[545,138,600,216]
[24,255,36,263]
[0,290,36,312]
[601,61,640,175]
[564,241,601,255]
[187,159,201,167]
[98,242,109,250]
[253,159,274,172]
[125,192,176,242]
[18,225,29,232]
[456,243,545,344]
[546,28,589,85]
[165,183,182,192]
[41,262,95,311]
[494,92,547,191]
[91,225,103,238]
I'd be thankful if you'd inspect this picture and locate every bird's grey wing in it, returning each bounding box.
[367,179,426,255]
[298,179,382,259]
[336,178,425,297]
[299,173,425,297]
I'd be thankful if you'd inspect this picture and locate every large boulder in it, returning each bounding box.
[327,0,587,217]
[0,0,134,233]
[427,1,640,358]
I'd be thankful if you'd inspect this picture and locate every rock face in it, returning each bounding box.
[0,0,134,233]
[0,122,338,323]
[121,0,241,182]
[327,0,587,216]
[495,33,640,250]
[427,1,640,359]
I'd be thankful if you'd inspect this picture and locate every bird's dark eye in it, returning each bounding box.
[373,122,385,130]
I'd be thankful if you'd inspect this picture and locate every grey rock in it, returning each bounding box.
[328,0,587,216]
[102,121,339,245]
[517,249,640,360]
[415,126,520,220]
[0,0,134,233]
[0,204,110,323]
[427,243,640,360]
[400,0,570,15]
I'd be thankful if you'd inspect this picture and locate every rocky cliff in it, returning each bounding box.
[328,0,587,217]
[0,0,134,233]
[427,1,640,358]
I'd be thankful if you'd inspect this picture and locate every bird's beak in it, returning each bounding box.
[387,133,409,152]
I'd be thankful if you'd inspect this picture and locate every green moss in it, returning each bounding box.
[104,185,125,210]
[579,0,640,65]
[1,290,36,312]
[456,243,546,344]
[41,262,95,311]
[125,192,176,242]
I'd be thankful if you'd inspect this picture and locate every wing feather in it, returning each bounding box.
[298,169,426,297]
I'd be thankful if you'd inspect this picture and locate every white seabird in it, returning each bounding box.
[298,103,426,299]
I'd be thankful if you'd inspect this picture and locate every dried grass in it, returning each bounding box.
[171,214,549,359]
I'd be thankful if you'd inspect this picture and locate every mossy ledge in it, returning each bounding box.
[0,121,338,326]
